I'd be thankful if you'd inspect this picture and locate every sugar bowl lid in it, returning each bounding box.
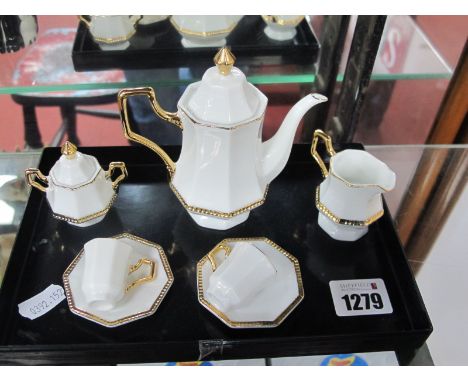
[49,142,101,187]
[183,47,265,125]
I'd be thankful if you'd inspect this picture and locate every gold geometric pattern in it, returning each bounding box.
[169,182,269,219]
[315,186,384,227]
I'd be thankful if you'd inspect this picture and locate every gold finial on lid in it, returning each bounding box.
[61,141,78,159]
[214,47,236,76]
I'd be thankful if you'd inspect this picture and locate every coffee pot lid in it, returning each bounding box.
[184,47,263,125]
[49,141,100,187]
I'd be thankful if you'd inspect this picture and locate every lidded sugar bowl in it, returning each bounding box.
[25,142,127,227]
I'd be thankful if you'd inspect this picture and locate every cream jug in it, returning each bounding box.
[311,130,396,241]
[118,47,327,230]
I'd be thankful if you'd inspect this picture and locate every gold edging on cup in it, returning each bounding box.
[170,17,238,38]
[197,237,304,328]
[261,15,305,27]
[78,15,142,45]
[62,233,174,328]
[311,129,393,191]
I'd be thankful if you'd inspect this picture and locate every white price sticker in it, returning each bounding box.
[329,278,393,317]
[18,284,66,320]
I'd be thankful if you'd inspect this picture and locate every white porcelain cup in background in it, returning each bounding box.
[81,238,155,311]
[79,15,141,50]
[206,242,277,312]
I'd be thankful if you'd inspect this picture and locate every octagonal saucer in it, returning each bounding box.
[197,237,304,328]
[63,233,174,328]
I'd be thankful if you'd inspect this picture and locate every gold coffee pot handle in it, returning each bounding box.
[78,15,92,28]
[126,258,156,293]
[106,161,128,190]
[118,87,182,177]
[311,129,337,178]
[25,168,49,193]
[207,244,232,272]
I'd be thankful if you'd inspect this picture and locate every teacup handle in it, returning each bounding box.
[106,161,128,190]
[207,244,232,272]
[78,15,91,28]
[25,168,49,193]
[311,129,337,178]
[126,258,156,293]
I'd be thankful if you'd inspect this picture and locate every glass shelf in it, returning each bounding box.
[0,16,452,96]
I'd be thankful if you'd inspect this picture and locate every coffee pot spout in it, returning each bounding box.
[261,94,328,184]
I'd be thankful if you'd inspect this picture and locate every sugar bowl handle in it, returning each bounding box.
[311,129,337,178]
[126,258,156,293]
[207,244,232,272]
[106,161,128,190]
[25,168,49,192]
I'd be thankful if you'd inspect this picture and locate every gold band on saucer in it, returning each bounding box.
[197,237,304,328]
[62,233,174,328]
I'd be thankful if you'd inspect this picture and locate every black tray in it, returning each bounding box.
[72,16,319,71]
[0,144,432,365]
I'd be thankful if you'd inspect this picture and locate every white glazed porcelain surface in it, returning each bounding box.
[263,15,303,41]
[81,238,134,311]
[50,152,100,187]
[188,211,250,230]
[87,15,139,40]
[199,239,303,326]
[66,236,171,327]
[171,16,241,47]
[46,169,115,220]
[318,149,396,241]
[206,242,277,312]
[172,90,327,230]
[98,41,130,51]
[185,66,264,125]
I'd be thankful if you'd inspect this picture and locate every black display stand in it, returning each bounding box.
[72,17,319,71]
[0,144,432,365]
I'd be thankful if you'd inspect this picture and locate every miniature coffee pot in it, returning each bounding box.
[118,47,327,230]
[25,141,127,227]
[311,130,396,241]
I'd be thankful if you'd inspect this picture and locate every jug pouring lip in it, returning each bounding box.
[329,149,396,192]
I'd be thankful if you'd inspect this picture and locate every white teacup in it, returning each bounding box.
[81,238,156,311]
[79,15,142,51]
[262,15,304,41]
[206,242,277,312]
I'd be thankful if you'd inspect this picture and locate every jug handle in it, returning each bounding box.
[25,168,49,193]
[78,15,91,28]
[118,87,182,177]
[311,129,336,178]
